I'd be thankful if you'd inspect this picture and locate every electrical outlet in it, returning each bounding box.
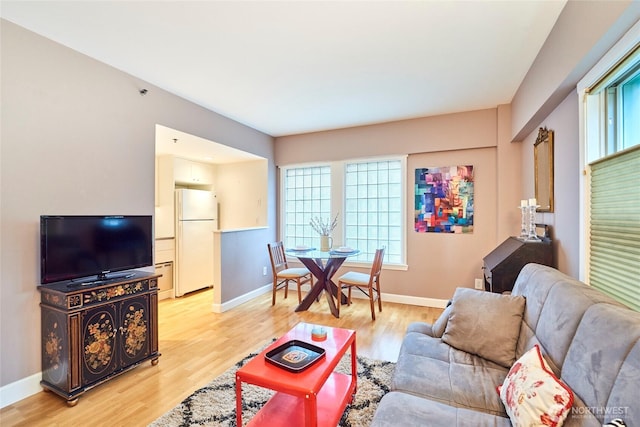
[263,266,267,276]
[474,278,484,290]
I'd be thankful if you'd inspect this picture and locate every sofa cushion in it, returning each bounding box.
[371,391,512,427]
[498,344,574,427]
[512,264,625,375]
[561,304,640,425]
[511,264,560,363]
[392,332,510,416]
[442,287,525,368]
[537,281,622,373]
[604,340,639,426]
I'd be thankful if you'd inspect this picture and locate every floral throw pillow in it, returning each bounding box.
[498,345,574,427]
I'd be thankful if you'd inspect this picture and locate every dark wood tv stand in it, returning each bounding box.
[38,272,161,406]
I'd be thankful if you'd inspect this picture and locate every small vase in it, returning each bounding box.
[320,235,333,252]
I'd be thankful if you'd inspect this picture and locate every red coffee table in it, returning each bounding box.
[235,322,357,427]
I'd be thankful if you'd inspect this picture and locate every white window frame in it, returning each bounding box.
[577,20,640,282]
[279,156,408,269]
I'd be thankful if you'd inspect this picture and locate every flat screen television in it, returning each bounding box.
[40,215,153,284]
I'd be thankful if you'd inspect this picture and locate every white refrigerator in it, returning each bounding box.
[175,189,218,297]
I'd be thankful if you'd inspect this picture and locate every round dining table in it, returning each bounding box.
[286,247,360,318]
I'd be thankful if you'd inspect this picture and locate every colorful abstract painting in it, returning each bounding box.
[415,166,474,233]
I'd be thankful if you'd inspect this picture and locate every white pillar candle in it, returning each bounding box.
[520,199,528,207]
[529,198,537,206]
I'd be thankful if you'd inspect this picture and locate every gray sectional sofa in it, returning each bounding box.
[371,263,640,426]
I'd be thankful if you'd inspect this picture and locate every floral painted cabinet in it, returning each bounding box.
[39,272,160,405]
[81,304,119,385]
[81,295,151,385]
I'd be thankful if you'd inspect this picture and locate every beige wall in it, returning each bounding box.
[0,20,276,390]
[520,91,580,278]
[404,147,498,300]
[496,104,523,242]
[275,108,497,164]
[275,109,522,300]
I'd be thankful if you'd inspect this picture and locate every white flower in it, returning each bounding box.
[309,213,338,236]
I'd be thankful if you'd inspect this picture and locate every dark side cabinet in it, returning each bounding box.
[39,272,161,406]
[483,237,553,294]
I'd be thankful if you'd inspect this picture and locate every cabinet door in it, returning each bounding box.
[174,157,214,185]
[191,161,214,184]
[173,157,193,183]
[81,304,118,385]
[119,295,151,366]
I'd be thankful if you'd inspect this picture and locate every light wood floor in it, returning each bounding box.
[1,288,442,427]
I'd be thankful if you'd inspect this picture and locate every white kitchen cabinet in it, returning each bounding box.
[173,157,191,183]
[191,160,214,184]
[174,157,214,185]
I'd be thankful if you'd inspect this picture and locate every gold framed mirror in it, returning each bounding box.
[534,127,554,212]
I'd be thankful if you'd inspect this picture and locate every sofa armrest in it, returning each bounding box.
[407,321,434,336]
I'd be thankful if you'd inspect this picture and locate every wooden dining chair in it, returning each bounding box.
[336,247,385,320]
[267,242,313,305]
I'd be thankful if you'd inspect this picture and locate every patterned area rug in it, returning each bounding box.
[150,344,394,427]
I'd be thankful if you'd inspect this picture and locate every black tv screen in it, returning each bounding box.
[40,215,153,284]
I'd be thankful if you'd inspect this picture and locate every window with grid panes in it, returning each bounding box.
[282,166,331,249]
[344,160,403,264]
[281,157,406,265]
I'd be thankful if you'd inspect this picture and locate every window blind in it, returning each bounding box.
[589,145,640,311]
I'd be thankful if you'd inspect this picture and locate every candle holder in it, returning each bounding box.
[518,205,529,239]
[526,204,541,241]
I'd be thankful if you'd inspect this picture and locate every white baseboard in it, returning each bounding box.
[295,283,449,309]
[349,290,449,308]
[0,372,42,409]
[211,283,272,313]
[212,283,449,312]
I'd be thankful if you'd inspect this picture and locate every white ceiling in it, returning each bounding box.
[1,0,566,138]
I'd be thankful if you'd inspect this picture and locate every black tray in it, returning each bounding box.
[265,340,326,373]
